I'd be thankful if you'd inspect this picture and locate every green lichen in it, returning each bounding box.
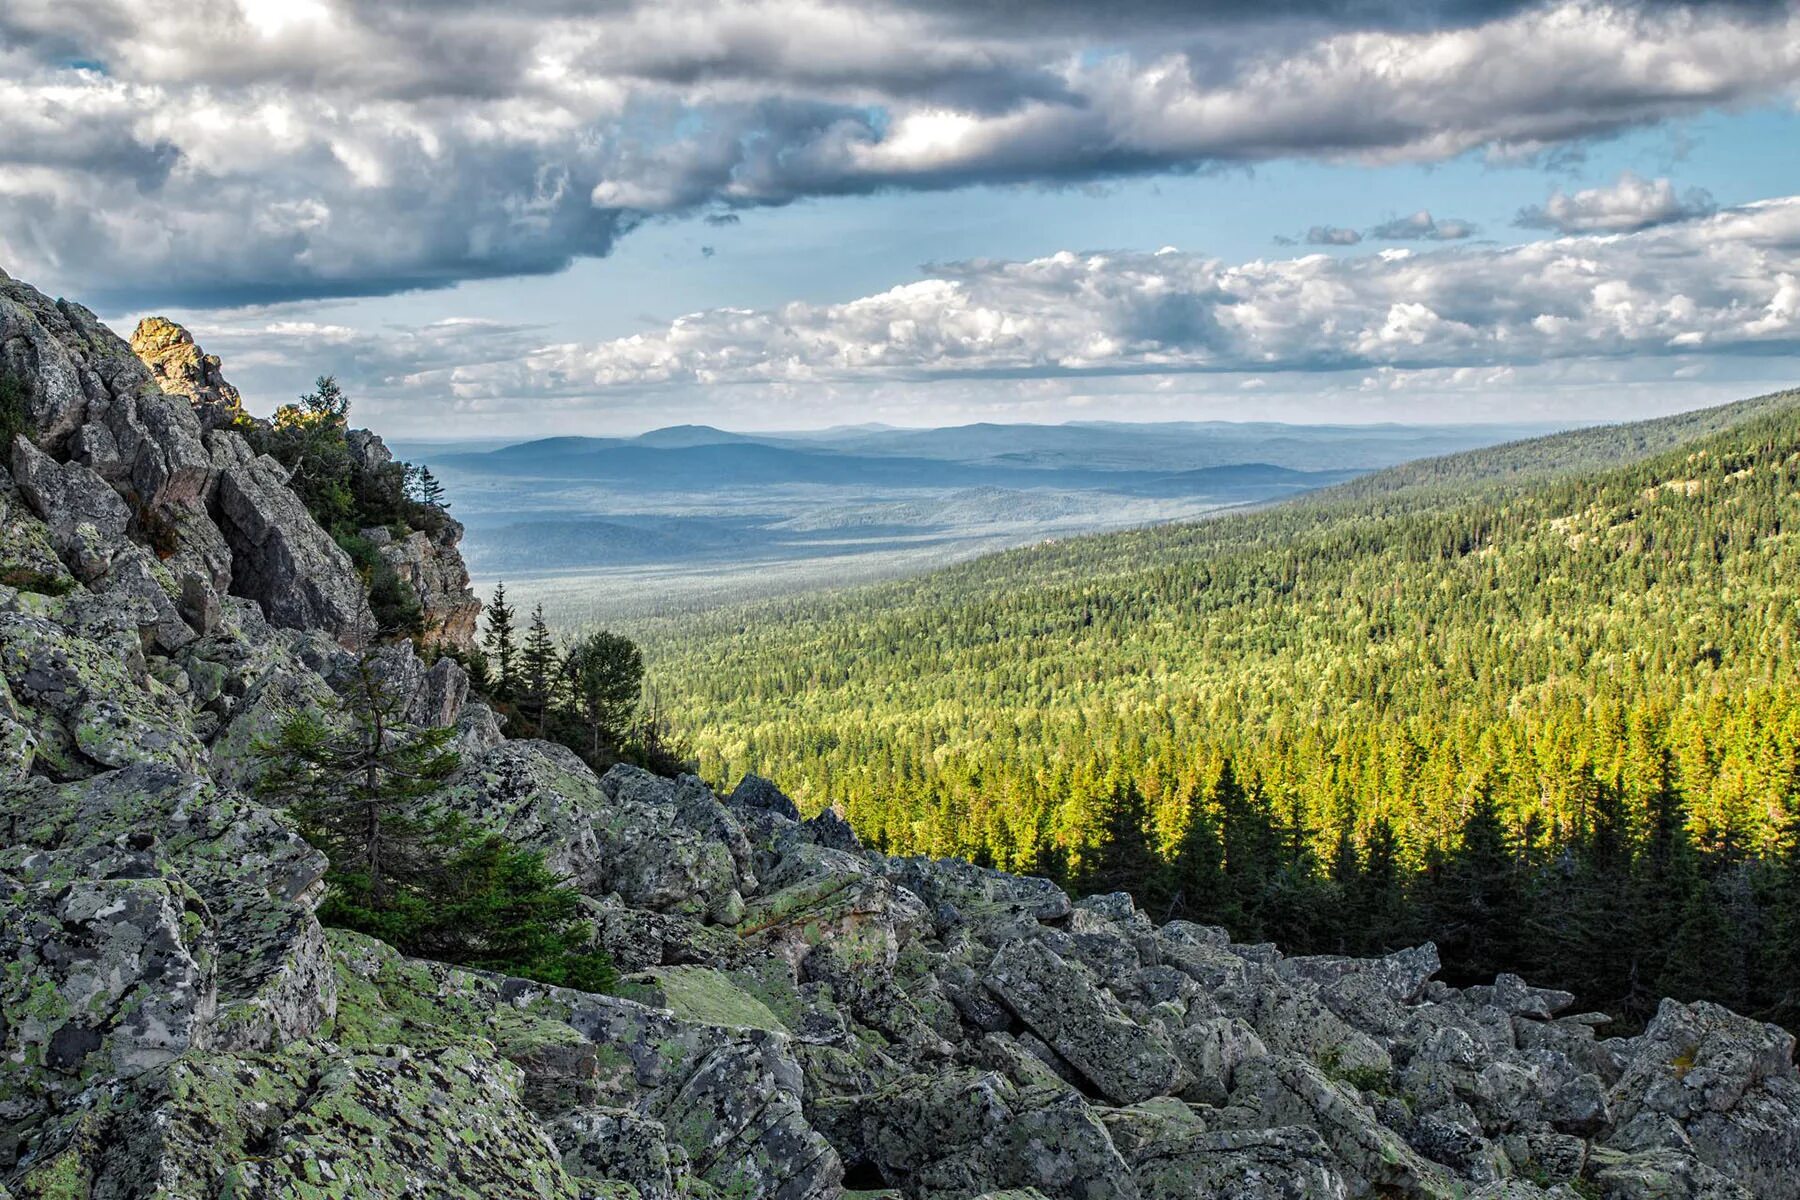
[617,967,788,1034]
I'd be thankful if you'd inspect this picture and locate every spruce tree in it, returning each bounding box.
[565,629,645,758]
[518,604,562,735]
[416,465,449,509]
[1216,759,1279,939]
[1428,781,1521,985]
[255,654,459,918]
[1165,785,1224,922]
[482,583,518,702]
[1080,779,1160,904]
[254,652,613,991]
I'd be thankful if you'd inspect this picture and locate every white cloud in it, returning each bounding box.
[238,196,1799,422]
[1367,210,1477,241]
[1,0,1797,304]
[1515,170,1719,233]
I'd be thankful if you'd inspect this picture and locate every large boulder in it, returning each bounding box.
[1604,999,1800,1200]
[982,937,1187,1106]
[207,430,374,645]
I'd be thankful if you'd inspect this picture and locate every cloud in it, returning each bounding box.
[388,197,1800,402]
[3,0,1796,304]
[1306,225,1363,246]
[1515,170,1719,234]
[1367,210,1477,241]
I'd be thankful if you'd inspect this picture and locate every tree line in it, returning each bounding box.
[633,397,1800,1030]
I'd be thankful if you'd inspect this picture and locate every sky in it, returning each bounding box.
[3,0,1800,436]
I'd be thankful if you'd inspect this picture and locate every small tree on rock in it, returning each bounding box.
[255,653,613,991]
[483,583,518,702]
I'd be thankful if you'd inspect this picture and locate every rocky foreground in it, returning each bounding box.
[3,267,1799,1200]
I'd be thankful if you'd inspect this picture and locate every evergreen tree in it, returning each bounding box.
[1165,785,1224,922]
[1080,779,1160,903]
[1428,781,1522,984]
[415,465,449,509]
[1630,752,1699,1019]
[518,604,562,735]
[1354,817,1409,953]
[482,583,518,702]
[565,629,645,758]
[1215,760,1280,938]
[254,652,612,991]
[254,652,460,915]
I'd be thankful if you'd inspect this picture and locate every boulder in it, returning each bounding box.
[983,937,1187,1105]
[10,436,130,582]
[1604,999,1800,1200]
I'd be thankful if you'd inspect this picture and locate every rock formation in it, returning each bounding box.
[4,267,1799,1199]
[129,317,244,431]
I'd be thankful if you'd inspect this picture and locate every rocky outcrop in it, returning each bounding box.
[4,264,1800,1200]
[128,317,244,431]
[362,519,482,650]
[340,427,480,651]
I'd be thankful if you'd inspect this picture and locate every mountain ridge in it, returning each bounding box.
[2,266,1797,1200]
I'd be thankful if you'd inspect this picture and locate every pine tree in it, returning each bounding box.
[482,583,518,702]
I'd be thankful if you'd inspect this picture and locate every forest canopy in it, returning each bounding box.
[638,391,1800,1029]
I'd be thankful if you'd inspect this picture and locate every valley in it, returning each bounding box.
[398,419,1563,622]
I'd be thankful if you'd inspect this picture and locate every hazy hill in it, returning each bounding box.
[412,417,1560,617]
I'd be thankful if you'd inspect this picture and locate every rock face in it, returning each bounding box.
[209,429,375,644]
[343,428,480,652]
[363,519,482,650]
[4,265,1800,1200]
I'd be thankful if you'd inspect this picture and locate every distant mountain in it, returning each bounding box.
[629,424,761,448]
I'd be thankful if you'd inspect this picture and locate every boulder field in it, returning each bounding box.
[3,266,1798,1199]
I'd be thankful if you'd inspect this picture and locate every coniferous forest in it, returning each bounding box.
[637,391,1800,1031]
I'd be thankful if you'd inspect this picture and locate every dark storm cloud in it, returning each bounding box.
[2,0,1796,305]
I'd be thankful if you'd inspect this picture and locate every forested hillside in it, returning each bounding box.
[642,391,1800,1028]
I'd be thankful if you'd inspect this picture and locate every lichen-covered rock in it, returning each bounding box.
[1603,999,1800,1200]
[0,610,204,775]
[0,480,75,597]
[10,436,131,583]
[552,1106,685,1200]
[365,520,482,652]
[207,429,375,645]
[435,742,747,923]
[983,938,1187,1106]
